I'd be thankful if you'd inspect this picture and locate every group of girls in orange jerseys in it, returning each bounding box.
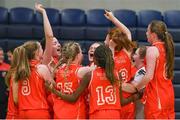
[5,3,175,119]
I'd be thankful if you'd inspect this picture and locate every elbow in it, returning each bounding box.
[68,98,78,103]
[121,102,125,106]
[67,94,79,103]
[46,35,54,40]
[120,100,128,106]
[69,97,78,103]
[145,74,153,82]
[72,94,79,102]
[127,33,132,41]
[149,75,154,80]
[120,98,128,106]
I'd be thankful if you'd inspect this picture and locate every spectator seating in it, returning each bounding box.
[60,9,85,40]
[8,7,34,39]
[164,10,180,43]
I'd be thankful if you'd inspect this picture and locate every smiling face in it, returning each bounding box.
[88,43,101,63]
[52,37,61,58]
[146,25,155,44]
[132,46,146,68]
[132,48,141,65]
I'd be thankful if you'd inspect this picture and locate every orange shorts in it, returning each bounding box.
[6,114,19,119]
[145,108,175,119]
[54,109,86,119]
[19,109,50,119]
[90,109,121,119]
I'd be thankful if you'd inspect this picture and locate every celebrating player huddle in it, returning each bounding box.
[5,3,175,119]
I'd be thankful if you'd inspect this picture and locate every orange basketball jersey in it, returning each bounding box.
[88,67,121,114]
[114,50,132,97]
[18,60,49,111]
[114,50,135,119]
[53,64,86,119]
[144,42,175,119]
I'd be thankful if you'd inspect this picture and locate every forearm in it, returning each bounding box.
[135,75,151,91]
[121,94,136,106]
[53,89,78,103]
[42,10,53,64]
[121,92,143,106]
[122,83,137,93]
[111,16,132,40]
[120,82,138,106]
[47,72,91,103]
[42,10,54,39]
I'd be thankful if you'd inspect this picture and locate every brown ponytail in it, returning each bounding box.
[150,20,174,79]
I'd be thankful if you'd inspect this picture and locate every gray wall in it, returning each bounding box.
[0,0,179,12]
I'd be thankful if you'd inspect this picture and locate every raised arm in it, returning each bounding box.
[46,71,92,102]
[35,3,54,65]
[104,10,132,41]
[122,82,137,93]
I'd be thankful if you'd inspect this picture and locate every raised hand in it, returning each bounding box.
[104,9,132,40]
[35,3,45,13]
[104,10,114,21]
